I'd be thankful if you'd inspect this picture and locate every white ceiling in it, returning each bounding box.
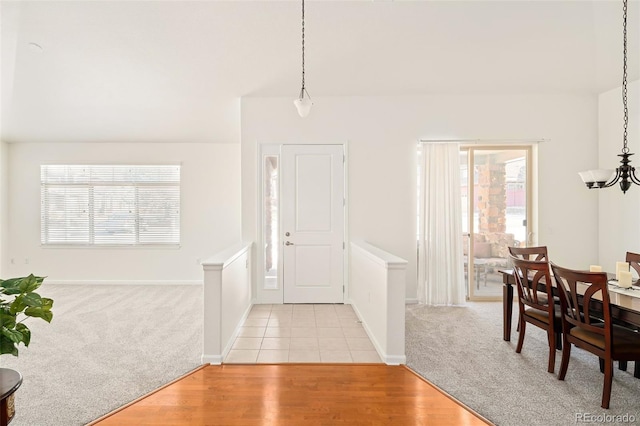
[1,0,638,144]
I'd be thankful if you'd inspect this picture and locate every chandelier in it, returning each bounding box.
[579,0,637,193]
[293,0,313,117]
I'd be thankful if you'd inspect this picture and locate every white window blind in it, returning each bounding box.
[41,165,180,246]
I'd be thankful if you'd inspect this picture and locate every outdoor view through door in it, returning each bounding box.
[261,145,345,304]
[462,147,531,300]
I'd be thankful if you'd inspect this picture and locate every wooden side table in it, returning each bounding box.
[0,369,22,426]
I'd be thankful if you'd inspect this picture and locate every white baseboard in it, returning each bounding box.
[405,298,419,304]
[350,302,406,366]
[44,280,203,286]
[201,354,222,365]
[220,303,253,361]
[384,355,407,365]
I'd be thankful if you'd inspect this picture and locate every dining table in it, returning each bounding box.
[501,269,640,341]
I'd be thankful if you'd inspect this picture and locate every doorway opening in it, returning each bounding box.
[462,146,533,300]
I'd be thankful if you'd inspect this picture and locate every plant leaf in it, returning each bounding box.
[18,274,43,293]
[0,312,16,329]
[16,323,30,347]
[0,277,22,291]
[0,336,18,356]
[1,286,22,295]
[22,292,43,308]
[1,326,23,343]
[9,294,27,315]
[24,307,53,323]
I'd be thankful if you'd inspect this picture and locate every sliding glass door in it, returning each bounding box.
[462,147,532,300]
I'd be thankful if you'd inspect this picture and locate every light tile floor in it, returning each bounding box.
[224,304,383,364]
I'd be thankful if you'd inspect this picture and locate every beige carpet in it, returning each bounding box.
[405,301,640,426]
[1,284,203,426]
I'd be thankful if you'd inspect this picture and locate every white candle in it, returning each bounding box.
[590,265,602,272]
[619,270,633,288]
[616,261,629,280]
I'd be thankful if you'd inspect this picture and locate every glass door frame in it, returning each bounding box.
[463,144,534,301]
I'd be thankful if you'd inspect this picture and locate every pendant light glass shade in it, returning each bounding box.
[294,96,313,118]
[590,169,616,183]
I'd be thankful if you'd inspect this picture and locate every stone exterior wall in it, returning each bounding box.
[476,162,506,233]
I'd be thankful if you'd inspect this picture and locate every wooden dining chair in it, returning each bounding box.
[508,246,549,261]
[550,262,640,409]
[622,251,640,378]
[626,251,640,277]
[508,246,554,335]
[509,255,562,373]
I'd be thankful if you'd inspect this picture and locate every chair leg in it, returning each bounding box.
[547,330,556,373]
[601,358,613,409]
[558,338,571,380]
[554,331,562,350]
[634,361,640,379]
[619,361,628,371]
[516,320,526,353]
[599,357,605,373]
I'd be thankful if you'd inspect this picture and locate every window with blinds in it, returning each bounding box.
[41,165,180,246]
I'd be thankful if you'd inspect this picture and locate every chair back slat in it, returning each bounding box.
[509,255,553,313]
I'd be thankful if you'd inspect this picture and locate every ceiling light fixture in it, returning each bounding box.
[579,0,637,193]
[293,0,312,118]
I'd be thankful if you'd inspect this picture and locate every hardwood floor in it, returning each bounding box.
[90,364,491,425]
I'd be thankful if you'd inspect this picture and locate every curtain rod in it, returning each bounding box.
[418,138,547,144]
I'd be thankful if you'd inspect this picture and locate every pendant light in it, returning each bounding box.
[579,0,638,193]
[293,0,313,117]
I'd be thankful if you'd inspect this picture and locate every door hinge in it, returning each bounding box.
[343,242,345,249]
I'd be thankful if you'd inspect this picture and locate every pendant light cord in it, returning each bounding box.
[300,0,306,95]
[622,0,629,153]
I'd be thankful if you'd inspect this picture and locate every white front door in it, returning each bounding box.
[281,144,345,303]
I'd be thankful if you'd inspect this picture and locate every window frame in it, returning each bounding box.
[40,164,181,247]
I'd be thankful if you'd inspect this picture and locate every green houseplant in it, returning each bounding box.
[0,274,53,356]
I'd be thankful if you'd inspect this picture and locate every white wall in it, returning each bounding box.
[598,80,640,271]
[241,94,599,301]
[0,141,8,278]
[4,142,241,283]
[202,242,252,365]
[350,241,407,364]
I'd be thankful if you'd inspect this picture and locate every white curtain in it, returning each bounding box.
[418,143,466,305]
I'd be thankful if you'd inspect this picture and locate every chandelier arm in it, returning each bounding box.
[601,169,622,188]
[629,168,640,185]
